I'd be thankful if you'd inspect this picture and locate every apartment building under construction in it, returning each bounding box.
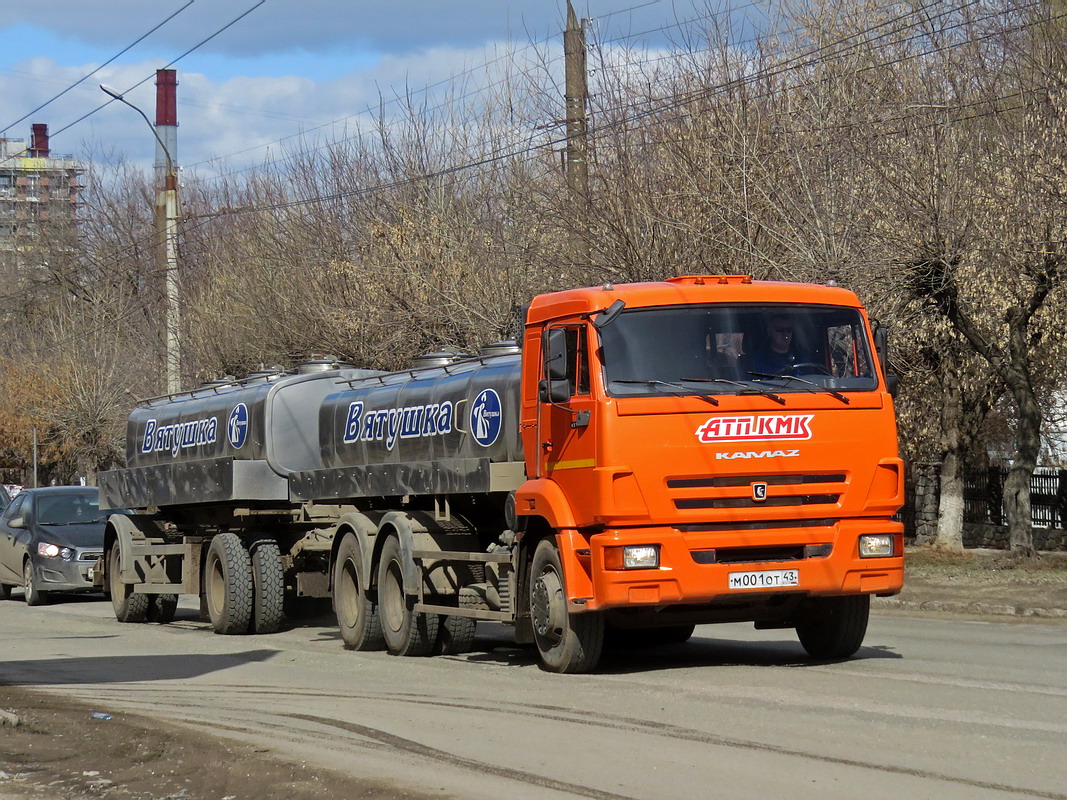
[0,124,84,269]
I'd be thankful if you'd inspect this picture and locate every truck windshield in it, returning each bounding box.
[600,304,879,397]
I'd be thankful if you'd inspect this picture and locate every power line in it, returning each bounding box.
[187,1,752,183]
[0,0,197,136]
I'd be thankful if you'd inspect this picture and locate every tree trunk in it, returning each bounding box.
[1003,383,1041,557]
[936,450,965,552]
[934,378,965,551]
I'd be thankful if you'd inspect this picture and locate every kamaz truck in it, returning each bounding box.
[98,275,904,673]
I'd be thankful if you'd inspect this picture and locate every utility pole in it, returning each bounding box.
[100,72,182,395]
[564,1,591,266]
[155,69,181,395]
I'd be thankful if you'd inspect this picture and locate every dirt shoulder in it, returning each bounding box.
[874,547,1067,620]
[0,685,440,800]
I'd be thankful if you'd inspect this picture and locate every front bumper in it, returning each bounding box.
[577,518,904,612]
[32,547,103,592]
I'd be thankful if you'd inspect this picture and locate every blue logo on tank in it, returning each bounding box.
[470,389,502,447]
[228,403,249,449]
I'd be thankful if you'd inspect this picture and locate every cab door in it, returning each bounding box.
[538,324,600,525]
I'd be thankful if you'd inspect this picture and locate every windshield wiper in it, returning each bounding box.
[747,371,850,405]
[682,376,785,405]
[611,379,719,406]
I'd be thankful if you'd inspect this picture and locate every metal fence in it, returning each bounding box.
[962,467,1067,529]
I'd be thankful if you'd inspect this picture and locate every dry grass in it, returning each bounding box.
[905,546,1067,587]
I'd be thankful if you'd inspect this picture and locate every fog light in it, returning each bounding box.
[859,534,894,557]
[625,545,659,568]
[606,545,660,569]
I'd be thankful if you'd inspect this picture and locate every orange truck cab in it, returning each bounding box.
[515,275,903,672]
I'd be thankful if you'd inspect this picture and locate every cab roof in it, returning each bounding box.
[525,275,864,325]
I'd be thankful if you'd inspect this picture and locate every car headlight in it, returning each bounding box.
[858,534,894,558]
[37,542,74,559]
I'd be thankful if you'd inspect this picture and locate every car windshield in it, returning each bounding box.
[600,303,878,397]
[37,493,104,525]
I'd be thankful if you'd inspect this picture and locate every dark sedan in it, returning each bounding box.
[0,486,110,605]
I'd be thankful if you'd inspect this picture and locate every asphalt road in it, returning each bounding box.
[2,595,1066,800]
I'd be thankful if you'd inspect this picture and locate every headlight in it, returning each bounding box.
[859,534,894,558]
[37,542,73,559]
[605,545,660,570]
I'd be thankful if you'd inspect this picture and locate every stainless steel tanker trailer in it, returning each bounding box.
[99,276,905,673]
[98,345,525,650]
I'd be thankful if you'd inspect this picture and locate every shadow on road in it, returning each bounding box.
[0,648,281,685]
[463,626,901,673]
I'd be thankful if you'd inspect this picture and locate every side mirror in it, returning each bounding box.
[9,517,25,529]
[545,328,568,381]
[873,325,889,372]
[539,379,572,404]
[872,323,897,395]
[886,374,900,398]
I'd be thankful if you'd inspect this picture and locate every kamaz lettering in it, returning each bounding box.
[343,400,454,449]
[715,449,801,460]
[696,414,814,443]
[141,417,219,456]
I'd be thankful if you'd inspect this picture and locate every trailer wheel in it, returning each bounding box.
[147,594,178,623]
[333,533,384,650]
[795,594,870,659]
[204,533,253,635]
[377,535,438,656]
[530,538,604,673]
[435,615,477,655]
[109,546,148,623]
[249,539,285,634]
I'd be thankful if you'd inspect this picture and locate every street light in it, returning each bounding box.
[100,83,181,395]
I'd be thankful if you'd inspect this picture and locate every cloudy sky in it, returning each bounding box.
[0,1,744,180]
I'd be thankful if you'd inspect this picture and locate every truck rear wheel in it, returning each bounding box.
[796,594,870,659]
[333,533,384,650]
[249,539,285,634]
[109,546,148,623]
[377,535,438,656]
[147,594,178,623]
[530,538,604,673]
[205,533,253,635]
[435,615,477,655]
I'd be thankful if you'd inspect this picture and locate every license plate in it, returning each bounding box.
[728,569,799,590]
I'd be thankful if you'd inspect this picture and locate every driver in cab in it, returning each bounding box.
[746,313,799,375]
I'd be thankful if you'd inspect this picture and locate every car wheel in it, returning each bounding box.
[23,560,49,606]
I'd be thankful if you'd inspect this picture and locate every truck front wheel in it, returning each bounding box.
[377,534,438,656]
[204,533,253,635]
[530,538,604,673]
[333,533,384,650]
[795,594,870,659]
[109,546,148,622]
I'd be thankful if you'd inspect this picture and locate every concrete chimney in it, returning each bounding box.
[154,69,178,185]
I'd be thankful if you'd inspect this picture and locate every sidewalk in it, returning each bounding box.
[871,547,1067,620]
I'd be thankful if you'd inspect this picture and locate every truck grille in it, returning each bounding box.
[667,473,846,510]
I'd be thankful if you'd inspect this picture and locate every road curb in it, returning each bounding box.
[873,597,1067,618]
